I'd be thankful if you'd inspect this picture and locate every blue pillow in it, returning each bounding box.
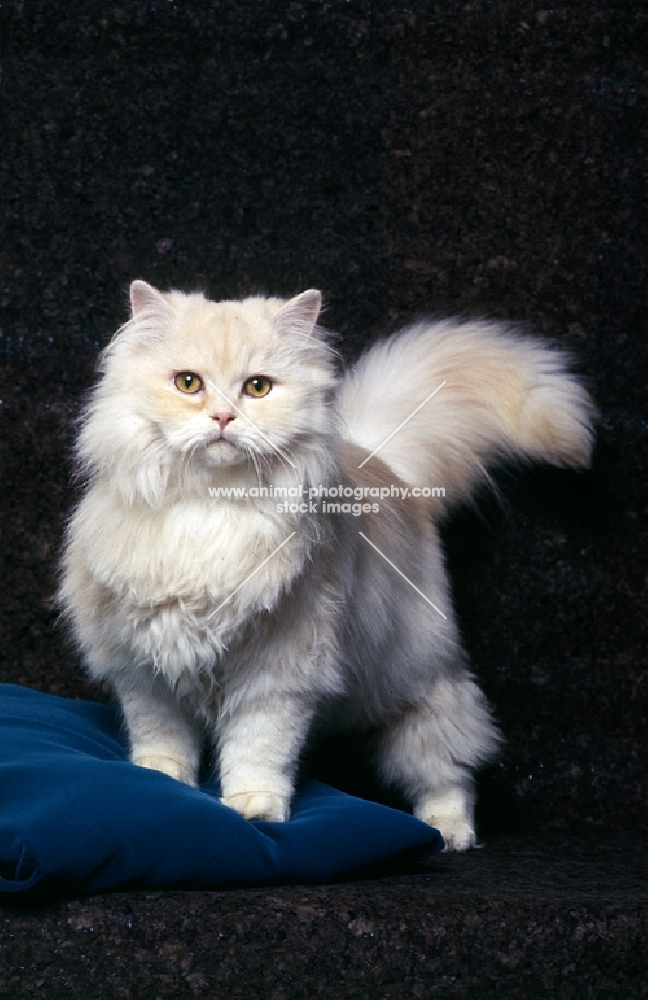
[0,684,443,896]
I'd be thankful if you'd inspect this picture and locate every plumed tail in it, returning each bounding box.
[336,318,595,510]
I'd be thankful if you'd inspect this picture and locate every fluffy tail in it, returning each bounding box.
[337,318,595,508]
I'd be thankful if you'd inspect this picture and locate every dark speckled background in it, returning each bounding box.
[1,0,647,995]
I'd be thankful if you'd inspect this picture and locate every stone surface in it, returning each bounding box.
[0,0,646,995]
[2,836,647,998]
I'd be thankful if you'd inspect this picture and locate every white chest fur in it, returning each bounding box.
[72,487,308,680]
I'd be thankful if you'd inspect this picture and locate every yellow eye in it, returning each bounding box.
[243,375,273,398]
[174,372,203,394]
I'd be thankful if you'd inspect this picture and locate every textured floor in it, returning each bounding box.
[3,836,647,998]
[1,0,646,995]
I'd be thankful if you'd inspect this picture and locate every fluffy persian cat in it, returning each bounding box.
[60,281,594,850]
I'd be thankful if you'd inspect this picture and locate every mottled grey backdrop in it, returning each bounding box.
[2,0,646,836]
[1,2,647,992]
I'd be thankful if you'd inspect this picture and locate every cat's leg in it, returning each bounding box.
[217,694,314,822]
[115,672,203,786]
[373,673,500,851]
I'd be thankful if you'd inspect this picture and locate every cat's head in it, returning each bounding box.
[77,281,339,505]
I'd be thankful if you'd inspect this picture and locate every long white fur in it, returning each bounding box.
[337,318,594,508]
[60,282,595,850]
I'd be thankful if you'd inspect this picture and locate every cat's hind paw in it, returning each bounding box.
[132,754,197,786]
[430,816,479,852]
[415,787,479,852]
[221,791,291,823]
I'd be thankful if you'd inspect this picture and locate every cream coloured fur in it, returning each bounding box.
[60,281,595,850]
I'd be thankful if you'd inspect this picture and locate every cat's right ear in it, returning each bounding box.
[129,280,176,334]
[272,289,322,339]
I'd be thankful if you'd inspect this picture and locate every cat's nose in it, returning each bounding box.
[211,411,236,432]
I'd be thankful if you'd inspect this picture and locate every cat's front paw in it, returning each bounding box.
[132,754,197,786]
[221,791,291,823]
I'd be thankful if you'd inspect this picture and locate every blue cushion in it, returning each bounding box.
[0,684,443,896]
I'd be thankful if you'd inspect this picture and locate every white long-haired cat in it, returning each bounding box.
[60,281,594,850]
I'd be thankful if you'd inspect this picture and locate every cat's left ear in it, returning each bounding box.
[272,290,322,338]
[128,281,177,344]
[130,280,176,321]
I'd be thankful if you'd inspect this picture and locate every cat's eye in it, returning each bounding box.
[243,375,273,398]
[174,372,204,394]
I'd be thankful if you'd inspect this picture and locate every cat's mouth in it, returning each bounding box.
[207,440,238,456]
[203,432,243,465]
[205,431,237,447]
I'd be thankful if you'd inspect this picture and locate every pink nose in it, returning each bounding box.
[211,412,236,432]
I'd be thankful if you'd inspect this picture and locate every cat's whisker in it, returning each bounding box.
[251,449,276,489]
[274,446,300,478]
[242,434,300,486]
[181,440,204,490]
[253,437,298,479]
[244,445,264,488]
[270,449,303,489]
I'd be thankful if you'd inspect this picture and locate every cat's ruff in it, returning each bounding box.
[60,281,595,851]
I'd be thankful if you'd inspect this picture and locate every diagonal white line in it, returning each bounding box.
[358,531,447,620]
[357,380,446,469]
[206,378,298,471]
[207,532,297,620]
